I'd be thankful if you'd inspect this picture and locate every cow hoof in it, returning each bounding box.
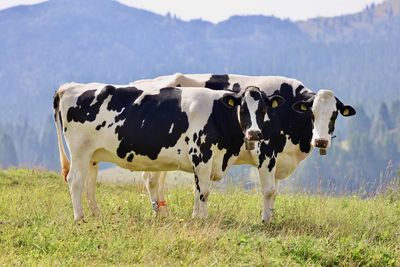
[74,214,84,224]
[261,217,272,224]
[192,211,208,219]
[91,209,101,218]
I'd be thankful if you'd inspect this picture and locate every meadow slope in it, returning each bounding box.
[0,169,399,266]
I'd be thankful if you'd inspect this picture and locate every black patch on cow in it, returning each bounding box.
[328,111,338,134]
[108,123,114,128]
[127,153,134,162]
[239,101,251,131]
[185,136,190,144]
[67,89,104,123]
[191,99,244,171]
[66,85,189,162]
[53,92,60,121]
[107,86,189,161]
[177,149,181,154]
[267,83,314,154]
[95,121,106,131]
[194,173,200,192]
[204,75,230,91]
[64,127,67,132]
[59,112,63,129]
[232,83,241,93]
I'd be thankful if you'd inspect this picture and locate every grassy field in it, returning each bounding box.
[0,169,399,266]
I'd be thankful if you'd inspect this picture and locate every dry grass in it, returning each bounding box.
[0,168,399,266]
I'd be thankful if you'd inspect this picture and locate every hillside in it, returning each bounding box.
[0,0,399,124]
[0,0,399,192]
[0,169,398,265]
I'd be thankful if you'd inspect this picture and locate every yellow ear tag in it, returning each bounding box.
[301,104,307,111]
[343,108,349,116]
[272,100,278,108]
[228,99,235,107]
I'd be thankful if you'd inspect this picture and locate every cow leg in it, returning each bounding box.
[67,154,90,223]
[143,171,168,216]
[192,167,211,218]
[85,162,100,217]
[157,171,168,216]
[269,179,280,217]
[259,167,277,223]
[143,171,159,212]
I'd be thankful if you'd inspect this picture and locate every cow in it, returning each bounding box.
[53,82,284,222]
[132,73,356,222]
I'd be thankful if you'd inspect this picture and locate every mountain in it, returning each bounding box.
[299,0,400,42]
[1,0,398,125]
[0,0,399,187]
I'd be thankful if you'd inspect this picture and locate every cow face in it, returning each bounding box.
[292,89,355,149]
[232,86,284,141]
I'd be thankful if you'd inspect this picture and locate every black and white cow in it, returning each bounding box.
[132,73,356,222]
[53,82,284,222]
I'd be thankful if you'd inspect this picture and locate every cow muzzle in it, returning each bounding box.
[314,138,329,148]
[244,130,262,150]
[245,130,263,141]
[314,138,329,155]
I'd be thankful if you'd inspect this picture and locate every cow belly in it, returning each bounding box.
[275,149,310,180]
[91,148,193,172]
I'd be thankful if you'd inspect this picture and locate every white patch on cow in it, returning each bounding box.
[133,87,161,106]
[311,89,337,148]
[169,123,174,134]
[244,91,262,139]
[141,120,146,128]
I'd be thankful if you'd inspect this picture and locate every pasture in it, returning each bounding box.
[0,168,399,266]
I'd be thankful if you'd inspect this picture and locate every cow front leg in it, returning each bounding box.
[85,162,100,217]
[192,167,211,218]
[259,167,277,223]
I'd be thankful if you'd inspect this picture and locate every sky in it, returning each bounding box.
[0,0,386,22]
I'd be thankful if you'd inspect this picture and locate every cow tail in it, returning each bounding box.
[53,90,70,182]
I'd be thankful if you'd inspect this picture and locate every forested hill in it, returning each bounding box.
[0,0,399,192]
[0,0,399,124]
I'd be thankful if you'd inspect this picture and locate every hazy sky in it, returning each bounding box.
[0,0,386,22]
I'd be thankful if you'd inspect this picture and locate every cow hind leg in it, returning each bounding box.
[67,157,90,223]
[157,171,168,216]
[192,166,211,218]
[143,172,165,215]
[85,162,100,217]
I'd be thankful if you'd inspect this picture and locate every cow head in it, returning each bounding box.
[223,86,284,142]
[292,89,355,151]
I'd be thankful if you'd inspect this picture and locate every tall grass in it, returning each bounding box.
[0,169,399,266]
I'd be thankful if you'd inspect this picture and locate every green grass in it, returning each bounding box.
[0,169,399,266]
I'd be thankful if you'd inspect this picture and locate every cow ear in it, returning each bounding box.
[222,94,241,108]
[269,95,285,109]
[336,97,356,117]
[292,101,311,113]
[339,105,356,117]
